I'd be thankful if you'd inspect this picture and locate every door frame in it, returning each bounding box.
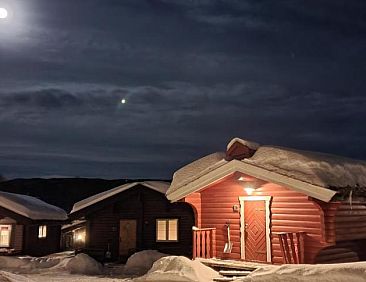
[239,196,272,263]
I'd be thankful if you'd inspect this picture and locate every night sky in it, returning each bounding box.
[0,0,365,179]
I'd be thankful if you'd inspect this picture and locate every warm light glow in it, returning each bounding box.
[121,98,126,104]
[244,187,255,195]
[74,228,86,242]
[38,225,47,238]
[0,8,8,19]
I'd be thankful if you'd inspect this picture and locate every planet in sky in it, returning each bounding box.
[0,7,8,19]
[121,98,126,104]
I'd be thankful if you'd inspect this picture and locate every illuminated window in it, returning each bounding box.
[74,227,86,243]
[156,219,178,242]
[38,225,47,238]
[0,225,12,247]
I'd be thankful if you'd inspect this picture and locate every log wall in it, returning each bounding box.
[185,176,327,264]
[86,186,195,261]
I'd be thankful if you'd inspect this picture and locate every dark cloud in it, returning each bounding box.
[0,0,365,178]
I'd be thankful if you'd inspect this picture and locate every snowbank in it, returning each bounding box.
[0,270,36,282]
[124,250,167,275]
[236,262,366,282]
[0,256,60,273]
[135,256,218,282]
[66,253,103,275]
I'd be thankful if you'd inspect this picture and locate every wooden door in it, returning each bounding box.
[119,219,137,256]
[244,200,267,262]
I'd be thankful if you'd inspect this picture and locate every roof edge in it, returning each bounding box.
[70,181,169,214]
[166,160,337,203]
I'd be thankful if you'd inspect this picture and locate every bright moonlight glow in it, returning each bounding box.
[0,8,8,19]
[121,99,126,104]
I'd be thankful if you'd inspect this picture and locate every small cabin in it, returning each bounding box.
[166,138,366,264]
[65,181,195,261]
[0,191,68,256]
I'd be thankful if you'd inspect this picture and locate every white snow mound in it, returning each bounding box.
[124,250,168,275]
[0,256,60,273]
[0,270,36,282]
[66,253,103,275]
[135,256,218,282]
[236,262,366,282]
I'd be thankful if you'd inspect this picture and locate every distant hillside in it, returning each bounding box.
[0,178,170,213]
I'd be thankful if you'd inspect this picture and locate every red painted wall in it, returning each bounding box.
[185,175,328,263]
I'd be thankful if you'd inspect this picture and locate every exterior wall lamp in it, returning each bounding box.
[238,175,258,195]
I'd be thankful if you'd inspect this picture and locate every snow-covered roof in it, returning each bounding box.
[245,146,366,190]
[169,152,227,197]
[0,191,68,221]
[166,138,366,203]
[61,219,87,230]
[71,181,170,214]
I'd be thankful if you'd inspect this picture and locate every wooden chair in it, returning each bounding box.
[277,232,305,264]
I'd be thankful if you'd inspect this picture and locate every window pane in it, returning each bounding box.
[156,220,166,241]
[0,225,11,247]
[168,219,178,241]
[38,225,47,238]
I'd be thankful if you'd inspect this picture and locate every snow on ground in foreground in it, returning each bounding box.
[0,270,35,282]
[236,262,366,282]
[4,250,366,282]
[134,256,218,282]
[66,253,103,275]
[123,250,168,276]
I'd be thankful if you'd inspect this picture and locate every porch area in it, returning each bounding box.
[193,226,306,264]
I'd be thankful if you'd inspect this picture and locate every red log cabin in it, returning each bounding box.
[166,138,366,264]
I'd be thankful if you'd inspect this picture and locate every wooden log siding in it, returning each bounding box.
[321,201,366,243]
[185,177,326,264]
[85,186,195,260]
[315,241,361,264]
[184,193,201,227]
[13,225,23,252]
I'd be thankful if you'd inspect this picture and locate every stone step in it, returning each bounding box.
[213,277,235,282]
[219,270,252,277]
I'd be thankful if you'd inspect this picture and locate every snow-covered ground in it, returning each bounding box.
[235,262,366,282]
[0,250,218,282]
[1,251,366,282]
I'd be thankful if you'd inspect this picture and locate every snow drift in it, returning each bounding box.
[237,262,366,282]
[123,250,168,275]
[66,253,103,275]
[135,255,218,282]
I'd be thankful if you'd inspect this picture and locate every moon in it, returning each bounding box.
[0,8,8,19]
[121,98,126,104]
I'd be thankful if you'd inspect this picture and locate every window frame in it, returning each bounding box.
[155,218,179,242]
[0,224,12,247]
[38,225,47,239]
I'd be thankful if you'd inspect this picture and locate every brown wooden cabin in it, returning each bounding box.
[166,138,366,264]
[0,191,67,256]
[65,181,195,262]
